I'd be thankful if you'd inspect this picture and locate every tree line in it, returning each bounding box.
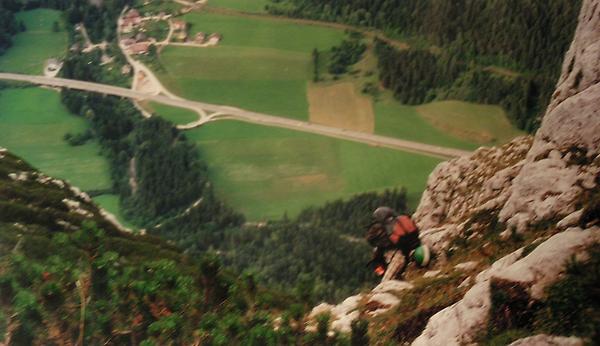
[267,0,582,131]
[0,0,132,44]
[0,2,20,56]
[221,189,409,302]
[375,42,552,132]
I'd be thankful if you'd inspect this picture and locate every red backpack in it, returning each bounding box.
[389,215,418,244]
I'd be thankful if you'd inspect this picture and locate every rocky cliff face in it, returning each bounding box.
[416,0,600,259]
[307,1,600,344]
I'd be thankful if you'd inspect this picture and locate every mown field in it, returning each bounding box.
[416,101,525,145]
[207,0,270,13]
[187,120,441,220]
[375,97,524,150]
[142,101,199,125]
[0,88,111,191]
[156,12,345,120]
[0,9,67,74]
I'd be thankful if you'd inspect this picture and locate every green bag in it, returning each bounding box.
[413,244,431,267]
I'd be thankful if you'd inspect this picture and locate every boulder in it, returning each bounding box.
[454,261,478,272]
[494,227,600,299]
[412,228,599,345]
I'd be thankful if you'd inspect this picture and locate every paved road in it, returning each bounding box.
[0,73,471,159]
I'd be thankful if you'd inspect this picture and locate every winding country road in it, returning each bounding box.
[0,72,471,159]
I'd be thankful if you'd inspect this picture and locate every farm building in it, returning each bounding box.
[120,9,142,33]
[120,38,136,47]
[129,42,150,55]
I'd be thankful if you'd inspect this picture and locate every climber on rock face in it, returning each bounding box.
[366,207,430,279]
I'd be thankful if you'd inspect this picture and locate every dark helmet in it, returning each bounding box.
[373,206,397,223]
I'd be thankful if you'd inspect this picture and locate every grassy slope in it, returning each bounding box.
[375,96,478,150]
[0,88,111,191]
[188,120,440,220]
[0,9,67,74]
[207,0,270,13]
[416,101,525,146]
[156,12,345,120]
[375,98,524,150]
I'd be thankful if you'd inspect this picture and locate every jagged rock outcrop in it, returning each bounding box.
[410,1,600,344]
[415,137,533,231]
[412,227,600,345]
[412,137,533,258]
[499,0,600,232]
[306,280,413,333]
[414,0,600,241]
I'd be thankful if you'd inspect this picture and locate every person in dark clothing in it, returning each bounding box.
[366,207,423,279]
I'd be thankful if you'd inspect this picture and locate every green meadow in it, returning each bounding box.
[207,0,270,13]
[156,12,345,120]
[0,9,67,74]
[187,121,441,220]
[416,100,525,146]
[0,88,111,191]
[93,194,137,230]
[375,96,478,150]
[145,102,199,125]
[375,96,524,150]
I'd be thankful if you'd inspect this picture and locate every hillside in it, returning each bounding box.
[0,148,301,344]
[304,0,600,344]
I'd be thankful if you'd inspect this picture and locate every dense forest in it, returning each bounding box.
[60,88,244,229]
[0,2,19,55]
[268,0,582,132]
[1,0,131,43]
[222,189,409,302]
[374,42,553,131]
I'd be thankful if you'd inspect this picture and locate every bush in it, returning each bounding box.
[316,313,330,344]
[328,38,366,75]
[63,129,94,146]
[351,318,369,346]
[488,278,534,334]
[40,281,63,309]
[14,290,41,322]
[534,250,600,339]
[148,315,182,339]
[0,274,15,304]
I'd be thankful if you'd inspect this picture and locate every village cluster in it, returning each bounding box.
[119,8,222,55]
